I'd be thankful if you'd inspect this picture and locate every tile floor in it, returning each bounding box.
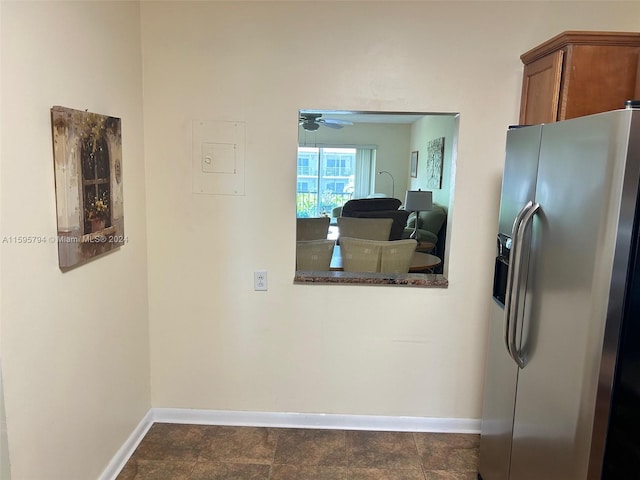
[117,423,479,480]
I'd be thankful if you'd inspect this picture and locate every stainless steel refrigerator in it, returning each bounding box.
[479,104,640,480]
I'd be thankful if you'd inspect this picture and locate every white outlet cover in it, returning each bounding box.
[254,270,268,291]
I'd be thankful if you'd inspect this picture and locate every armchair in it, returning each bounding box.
[379,239,418,274]
[340,198,410,240]
[296,217,330,241]
[296,239,335,271]
[339,237,383,273]
[402,203,446,245]
[337,217,393,241]
[339,237,417,274]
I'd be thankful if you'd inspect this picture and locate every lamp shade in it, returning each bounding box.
[404,190,433,212]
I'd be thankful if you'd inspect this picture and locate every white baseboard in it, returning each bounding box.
[98,409,154,480]
[151,408,481,434]
[102,407,480,479]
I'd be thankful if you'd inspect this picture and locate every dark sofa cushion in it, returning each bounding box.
[341,198,402,216]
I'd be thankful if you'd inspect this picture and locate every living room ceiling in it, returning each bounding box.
[299,110,428,125]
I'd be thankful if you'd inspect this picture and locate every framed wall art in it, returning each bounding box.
[51,106,126,270]
[410,150,418,178]
[425,137,445,189]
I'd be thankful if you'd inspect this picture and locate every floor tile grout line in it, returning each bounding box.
[336,429,349,470]
[411,432,428,480]
[270,427,279,468]
[345,429,350,470]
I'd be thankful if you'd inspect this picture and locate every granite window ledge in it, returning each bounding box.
[293,270,448,288]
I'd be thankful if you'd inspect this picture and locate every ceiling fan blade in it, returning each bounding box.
[320,118,353,126]
[300,113,322,121]
[322,123,343,129]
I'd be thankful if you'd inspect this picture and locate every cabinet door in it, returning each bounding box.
[559,45,640,120]
[519,50,564,125]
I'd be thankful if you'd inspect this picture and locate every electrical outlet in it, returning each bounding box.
[254,270,268,291]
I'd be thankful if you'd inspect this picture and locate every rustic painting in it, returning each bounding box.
[51,106,125,270]
[425,137,445,189]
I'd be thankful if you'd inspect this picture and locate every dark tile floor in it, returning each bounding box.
[117,423,479,480]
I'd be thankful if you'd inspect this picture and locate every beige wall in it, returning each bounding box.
[0,2,150,479]
[410,115,456,209]
[141,1,640,418]
[2,1,639,478]
[0,3,7,478]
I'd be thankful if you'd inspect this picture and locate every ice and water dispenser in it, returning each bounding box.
[492,233,511,306]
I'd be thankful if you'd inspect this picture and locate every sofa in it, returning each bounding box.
[402,203,447,247]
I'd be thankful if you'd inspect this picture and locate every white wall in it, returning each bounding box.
[0,3,8,478]
[0,2,150,479]
[410,115,457,209]
[1,2,636,477]
[141,1,639,419]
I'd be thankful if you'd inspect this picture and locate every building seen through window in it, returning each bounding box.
[297,147,372,217]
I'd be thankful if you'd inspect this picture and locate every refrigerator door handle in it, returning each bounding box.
[508,202,540,368]
[503,201,533,358]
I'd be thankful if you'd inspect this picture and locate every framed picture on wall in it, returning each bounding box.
[410,150,418,178]
[51,106,126,270]
[425,137,445,189]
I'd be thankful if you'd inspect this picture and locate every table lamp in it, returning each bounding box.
[404,190,433,240]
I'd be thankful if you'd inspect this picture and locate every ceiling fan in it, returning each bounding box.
[299,113,353,131]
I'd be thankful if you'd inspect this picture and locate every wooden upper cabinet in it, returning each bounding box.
[519,31,640,125]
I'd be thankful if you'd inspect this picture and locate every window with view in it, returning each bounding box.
[296,146,375,218]
[81,135,111,234]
